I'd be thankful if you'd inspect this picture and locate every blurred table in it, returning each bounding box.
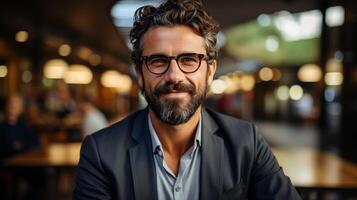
[5,144,357,186]
[3,143,81,199]
[4,144,357,197]
[4,142,81,168]
[273,147,357,198]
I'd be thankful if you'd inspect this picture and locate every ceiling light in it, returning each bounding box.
[240,74,255,91]
[64,65,93,84]
[274,10,322,41]
[298,64,322,82]
[88,54,102,66]
[44,59,69,79]
[15,31,29,42]
[259,67,274,81]
[58,44,71,56]
[326,6,345,27]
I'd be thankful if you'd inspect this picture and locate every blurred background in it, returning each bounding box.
[0,0,356,199]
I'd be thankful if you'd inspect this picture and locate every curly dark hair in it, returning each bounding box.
[129,0,220,68]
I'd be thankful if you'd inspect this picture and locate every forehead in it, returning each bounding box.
[141,25,206,55]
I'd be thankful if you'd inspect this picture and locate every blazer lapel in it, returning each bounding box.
[129,109,157,200]
[200,109,224,200]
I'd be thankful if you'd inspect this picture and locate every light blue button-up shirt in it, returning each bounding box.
[148,114,201,200]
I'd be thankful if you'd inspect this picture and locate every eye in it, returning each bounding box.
[179,55,199,66]
[147,56,168,67]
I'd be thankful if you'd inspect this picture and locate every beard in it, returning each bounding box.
[143,80,208,125]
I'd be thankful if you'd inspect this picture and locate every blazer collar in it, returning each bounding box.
[129,108,158,200]
[200,108,224,200]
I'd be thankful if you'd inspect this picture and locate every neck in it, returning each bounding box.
[149,106,201,157]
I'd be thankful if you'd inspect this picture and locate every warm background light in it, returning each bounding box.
[58,44,71,56]
[210,79,226,94]
[298,64,322,82]
[101,70,132,94]
[289,85,304,100]
[326,58,343,72]
[116,74,132,94]
[240,74,255,91]
[64,64,93,84]
[272,68,282,81]
[88,54,102,66]
[77,47,92,60]
[259,67,274,81]
[325,72,343,86]
[276,85,290,101]
[219,75,237,94]
[15,30,29,42]
[101,70,122,88]
[43,59,69,79]
[0,65,8,77]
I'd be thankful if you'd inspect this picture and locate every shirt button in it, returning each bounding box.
[175,186,181,192]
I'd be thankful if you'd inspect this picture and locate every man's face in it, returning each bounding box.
[137,25,216,125]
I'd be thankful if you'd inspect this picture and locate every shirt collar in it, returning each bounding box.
[148,113,202,154]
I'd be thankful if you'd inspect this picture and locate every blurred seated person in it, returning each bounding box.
[0,94,40,160]
[22,84,46,130]
[79,96,108,139]
[46,83,81,139]
[47,83,77,119]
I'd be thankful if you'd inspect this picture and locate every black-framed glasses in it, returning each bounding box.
[141,53,209,75]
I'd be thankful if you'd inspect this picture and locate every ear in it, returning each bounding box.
[134,65,144,89]
[207,60,217,86]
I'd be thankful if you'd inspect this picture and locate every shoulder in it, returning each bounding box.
[204,108,261,154]
[205,108,256,137]
[79,109,147,167]
[87,108,146,147]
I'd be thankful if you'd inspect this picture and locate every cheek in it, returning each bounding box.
[193,67,210,87]
[141,73,160,92]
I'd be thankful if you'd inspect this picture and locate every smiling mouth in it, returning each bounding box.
[160,91,189,98]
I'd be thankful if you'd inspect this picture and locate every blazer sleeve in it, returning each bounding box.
[73,135,113,200]
[248,125,302,200]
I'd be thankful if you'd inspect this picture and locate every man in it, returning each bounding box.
[74,0,301,199]
[0,94,43,199]
[0,94,40,160]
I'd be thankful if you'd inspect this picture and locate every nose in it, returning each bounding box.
[163,59,185,83]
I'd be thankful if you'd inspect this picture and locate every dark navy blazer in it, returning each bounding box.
[74,108,301,200]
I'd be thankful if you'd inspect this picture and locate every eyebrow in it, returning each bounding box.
[146,52,203,57]
[146,53,167,57]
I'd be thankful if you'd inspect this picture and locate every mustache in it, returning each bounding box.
[154,82,195,96]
